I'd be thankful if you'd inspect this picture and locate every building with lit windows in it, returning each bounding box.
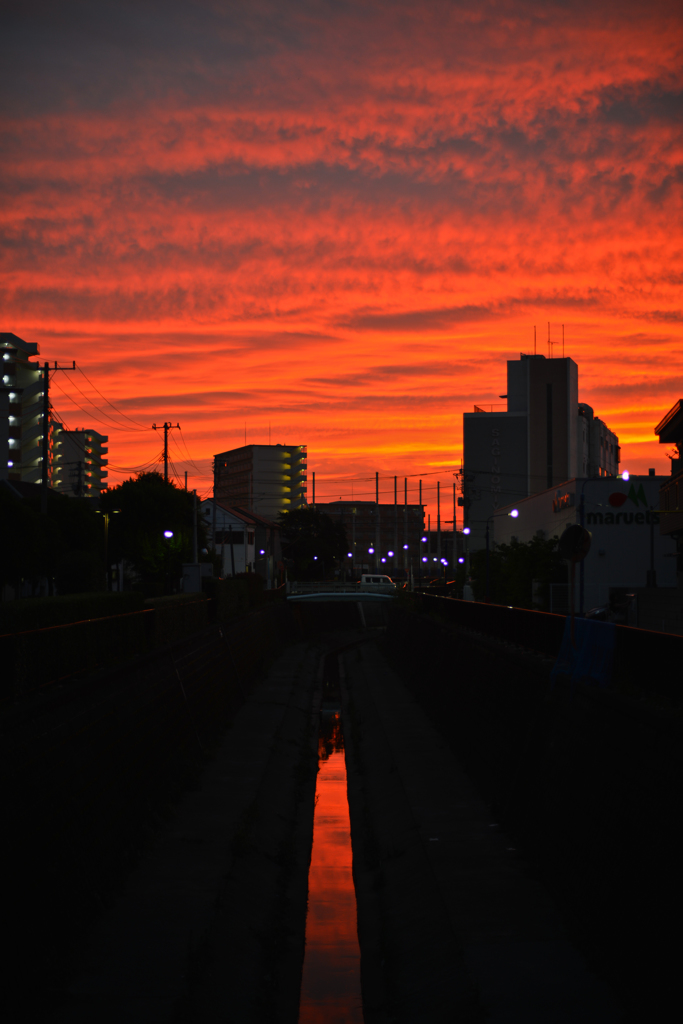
[51,423,109,499]
[1,332,47,485]
[213,444,307,519]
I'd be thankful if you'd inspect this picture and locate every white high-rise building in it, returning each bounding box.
[213,444,307,519]
[1,332,46,485]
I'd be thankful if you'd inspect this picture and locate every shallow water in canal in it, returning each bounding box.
[298,711,363,1023]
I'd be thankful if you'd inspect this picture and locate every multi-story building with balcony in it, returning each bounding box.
[1,332,47,485]
[213,444,307,519]
[52,422,109,499]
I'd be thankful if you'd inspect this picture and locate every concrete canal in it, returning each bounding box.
[31,613,672,1023]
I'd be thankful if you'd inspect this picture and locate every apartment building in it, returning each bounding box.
[1,332,46,485]
[213,444,307,519]
[52,423,109,499]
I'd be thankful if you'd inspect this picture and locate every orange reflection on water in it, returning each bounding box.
[299,713,363,1023]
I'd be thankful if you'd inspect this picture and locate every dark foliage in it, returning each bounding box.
[277,506,348,579]
[101,471,207,591]
[0,484,104,595]
[466,534,566,608]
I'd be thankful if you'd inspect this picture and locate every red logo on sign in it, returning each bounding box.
[608,492,627,507]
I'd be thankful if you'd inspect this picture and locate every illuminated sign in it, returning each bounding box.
[552,492,575,512]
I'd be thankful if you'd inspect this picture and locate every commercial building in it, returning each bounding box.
[201,499,282,586]
[52,422,109,499]
[213,444,307,520]
[462,353,619,549]
[313,500,425,575]
[494,474,676,613]
[655,399,683,550]
[1,332,47,485]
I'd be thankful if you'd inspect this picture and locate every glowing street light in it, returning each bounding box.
[387,549,394,557]
[368,546,375,554]
[163,530,173,538]
[463,527,471,535]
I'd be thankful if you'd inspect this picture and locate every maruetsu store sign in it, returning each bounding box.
[586,483,659,526]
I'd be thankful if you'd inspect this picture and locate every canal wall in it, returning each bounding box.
[384,603,681,1017]
[4,600,296,1018]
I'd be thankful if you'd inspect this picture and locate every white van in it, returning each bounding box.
[360,574,396,593]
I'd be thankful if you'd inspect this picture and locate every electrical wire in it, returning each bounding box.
[50,377,137,433]
[177,426,204,474]
[76,365,149,430]
[63,374,148,432]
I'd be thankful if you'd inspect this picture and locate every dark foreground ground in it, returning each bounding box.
[32,626,647,1023]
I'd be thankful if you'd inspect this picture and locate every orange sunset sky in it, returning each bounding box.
[2,0,682,516]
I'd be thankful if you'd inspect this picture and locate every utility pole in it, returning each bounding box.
[404,477,408,571]
[375,472,380,569]
[193,489,198,563]
[394,475,398,571]
[152,421,180,483]
[437,481,441,560]
[41,360,76,515]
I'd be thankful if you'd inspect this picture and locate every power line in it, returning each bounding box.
[176,426,203,474]
[50,377,138,433]
[76,366,149,429]
[65,374,147,432]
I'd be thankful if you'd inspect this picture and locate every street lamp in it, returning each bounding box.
[485,509,519,603]
[96,509,121,590]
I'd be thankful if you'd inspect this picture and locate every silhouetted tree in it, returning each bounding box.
[466,534,565,607]
[101,472,205,592]
[277,507,348,579]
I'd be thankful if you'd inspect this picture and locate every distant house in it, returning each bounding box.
[201,499,282,586]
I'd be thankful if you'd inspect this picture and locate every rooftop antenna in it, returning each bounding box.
[534,325,536,355]
[562,324,565,358]
[548,321,551,358]
[269,421,271,445]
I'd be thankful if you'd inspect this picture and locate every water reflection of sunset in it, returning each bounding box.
[299,714,362,1023]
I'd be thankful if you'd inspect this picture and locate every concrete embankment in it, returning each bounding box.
[5,601,296,1022]
[382,603,680,1020]
[340,638,621,1024]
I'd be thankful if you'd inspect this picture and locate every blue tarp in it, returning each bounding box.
[550,617,616,691]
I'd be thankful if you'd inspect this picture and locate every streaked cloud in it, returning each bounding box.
[1,0,681,501]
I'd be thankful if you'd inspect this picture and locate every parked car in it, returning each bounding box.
[360,574,397,593]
